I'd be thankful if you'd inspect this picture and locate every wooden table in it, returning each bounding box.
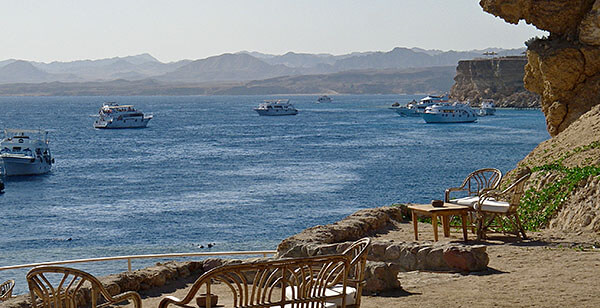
[407,203,470,241]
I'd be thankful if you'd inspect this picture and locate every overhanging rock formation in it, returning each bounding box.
[480,0,600,136]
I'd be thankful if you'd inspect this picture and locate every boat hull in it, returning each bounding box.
[94,117,152,128]
[254,109,298,116]
[422,113,477,123]
[1,156,52,176]
[391,107,421,117]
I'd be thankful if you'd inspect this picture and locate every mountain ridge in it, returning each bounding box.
[0,47,525,85]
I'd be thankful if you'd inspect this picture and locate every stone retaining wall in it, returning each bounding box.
[277,206,489,294]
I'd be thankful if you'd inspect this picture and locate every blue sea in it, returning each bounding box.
[0,95,549,294]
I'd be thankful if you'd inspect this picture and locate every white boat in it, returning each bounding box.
[254,99,298,116]
[392,94,448,117]
[93,103,153,128]
[0,129,54,176]
[479,100,497,116]
[316,95,332,103]
[422,102,478,123]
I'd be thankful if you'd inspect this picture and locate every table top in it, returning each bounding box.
[407,203,470,213]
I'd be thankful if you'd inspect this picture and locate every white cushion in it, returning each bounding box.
[271,303,336,308]
[449,196,479,208]
[285,284,356,307]
[476,199,510,213]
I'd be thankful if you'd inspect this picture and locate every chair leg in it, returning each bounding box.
[476,216,484,241]
[514,214,527,240]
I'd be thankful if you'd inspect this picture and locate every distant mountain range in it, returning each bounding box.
[0,47,526,95]
[0,66,456,96]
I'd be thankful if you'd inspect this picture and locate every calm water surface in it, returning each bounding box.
[0,95,548,293]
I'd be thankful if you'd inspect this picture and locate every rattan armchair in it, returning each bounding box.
[445,168,503,207]
[27,266,142,308]
[339,238,370,308]
[475,171,532,240]
[0,279,15,301]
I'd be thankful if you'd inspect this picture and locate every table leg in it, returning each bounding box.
[442,215,450,237]
[412,210,418,241]
[461,214,468,241]
[432,214,438,241]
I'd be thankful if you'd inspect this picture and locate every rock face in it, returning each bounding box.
[450,56,540,107]
[480,0,600,136]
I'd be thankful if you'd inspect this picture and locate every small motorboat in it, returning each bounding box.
[478,100,497,116]
[316,95,332,103]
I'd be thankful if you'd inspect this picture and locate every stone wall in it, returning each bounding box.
[278,239,488,295]
[450,56,540,107]
[277,207,489,294]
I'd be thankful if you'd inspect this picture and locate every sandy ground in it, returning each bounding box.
[134,221,600,308]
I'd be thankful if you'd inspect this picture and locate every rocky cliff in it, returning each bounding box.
[480,0,600,136]
[479,0,600,235]
[450,56,540,107]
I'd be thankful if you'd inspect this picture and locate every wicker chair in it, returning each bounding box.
[27,266,142,308]
[160,255,350,308]
[0,279,15,301]
[339,238,371,308]
[445,168,503,207]
[475,172,532,240]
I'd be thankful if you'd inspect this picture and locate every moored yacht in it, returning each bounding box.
[479,100,497,116]
[254,99,298,116]
[392,94,448,117]
[422,102,478,123]
[316,95,332,103]
[0,129,54,176]
[93,103,153,129]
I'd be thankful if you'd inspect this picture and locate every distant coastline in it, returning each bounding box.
[0,66,456,96]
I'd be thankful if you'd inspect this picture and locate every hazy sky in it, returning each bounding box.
[0,0,546,63]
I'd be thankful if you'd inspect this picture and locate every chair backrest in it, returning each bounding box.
[504,172,532,213]
[27,266,141,308]
[0,279,15,301]
[341,238,371,280]
[340,237,371,306]
[158,254,350,308]
[463,168,503,196]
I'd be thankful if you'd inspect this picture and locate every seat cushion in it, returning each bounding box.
[271,303,336,308]
[285,284,356,307]
[449,196,479,208]
[475,199,510,213]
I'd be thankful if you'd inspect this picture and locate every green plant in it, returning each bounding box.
[518,163,600,231]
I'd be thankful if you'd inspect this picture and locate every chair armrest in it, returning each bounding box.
[445,187,467,202]
[480,188,503,199]
[475,189,504,211]
[105,291,142,308]
[159,295,185,308]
